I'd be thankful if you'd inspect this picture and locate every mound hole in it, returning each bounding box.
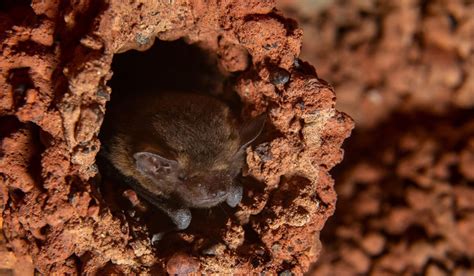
[98,39,253,242]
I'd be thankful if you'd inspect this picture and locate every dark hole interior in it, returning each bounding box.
[108,39,236,102]
[0,118,45,194]
[0,116,23,140]
[7,67,35,109]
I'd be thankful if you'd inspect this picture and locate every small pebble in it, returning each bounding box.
[135,33,149,45]
[166,252,199,275]
[201,243,225,256]
[97,88,110,101]
[255,143,272,162]
[270,68,290,85]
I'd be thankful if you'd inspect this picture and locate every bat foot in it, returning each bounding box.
[168,207,192,230]
[226,185,243,208]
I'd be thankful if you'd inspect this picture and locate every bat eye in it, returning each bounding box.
[178,174,187,181]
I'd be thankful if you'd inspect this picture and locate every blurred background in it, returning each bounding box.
[277,0,474,274]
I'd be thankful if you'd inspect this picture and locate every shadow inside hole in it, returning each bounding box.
[0,118,45,193]
[9,188,26,204]
[0,0,37,27]
[0,116,23,140]
[109,39,234,100]
[7,67,35,109]
[98,39,248,241]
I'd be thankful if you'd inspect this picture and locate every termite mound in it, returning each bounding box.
[0,0,353,274]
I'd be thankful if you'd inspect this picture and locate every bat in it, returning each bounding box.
[101,92,264,229]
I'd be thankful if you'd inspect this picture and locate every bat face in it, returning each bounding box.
[130,108,265,210]
[133,151,242,208]
[173,170,237,208]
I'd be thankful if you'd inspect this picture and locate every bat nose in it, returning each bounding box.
[211,190,226,198]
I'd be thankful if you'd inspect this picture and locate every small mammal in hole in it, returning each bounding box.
[101,92,265,229]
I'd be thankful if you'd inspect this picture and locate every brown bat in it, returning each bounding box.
[101,92,264,229]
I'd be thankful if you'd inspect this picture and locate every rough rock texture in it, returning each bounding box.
[0,0,352,274]
[278,0,474,274]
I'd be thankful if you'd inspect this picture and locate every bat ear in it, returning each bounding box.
[239,113,266,149]
[133,152,179,178]
[230,114,266,176]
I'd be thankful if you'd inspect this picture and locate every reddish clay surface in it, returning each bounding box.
[0,0,352,274]
[278,0,474,274]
